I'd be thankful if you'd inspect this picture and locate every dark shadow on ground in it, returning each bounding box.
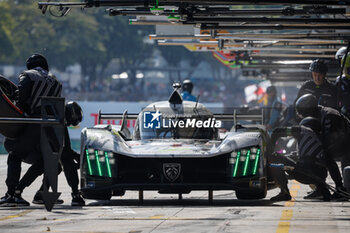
[87,198,281,207]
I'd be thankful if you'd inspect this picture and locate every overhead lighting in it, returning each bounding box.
[120,72,128,79]
[274,60,312,64]
[136,73,144,79]
[112,72,129,79]
[112,74,120,79]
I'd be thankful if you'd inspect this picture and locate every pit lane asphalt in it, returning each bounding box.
[0,155,349,233]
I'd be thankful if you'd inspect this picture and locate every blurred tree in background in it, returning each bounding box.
[0,0,216,93]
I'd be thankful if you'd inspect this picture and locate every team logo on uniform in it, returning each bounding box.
[163,163,181,182]
[143,110,162,129]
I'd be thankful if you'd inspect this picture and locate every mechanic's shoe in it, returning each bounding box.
[320,188,331,202]
[331,187,349,201]
[303,188,323,199]
[270,192,292,202]
[71,192,85,206]
[13,192,30,207]
[32,191,64,205]
[0,193,16,207]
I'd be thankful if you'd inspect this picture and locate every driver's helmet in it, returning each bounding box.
[182,80,194,94]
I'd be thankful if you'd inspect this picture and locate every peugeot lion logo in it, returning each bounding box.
[163,163,181,182]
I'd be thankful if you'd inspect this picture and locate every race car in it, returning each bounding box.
[80,86,273,201]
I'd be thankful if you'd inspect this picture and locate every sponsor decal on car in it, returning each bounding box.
[143,110,222,129]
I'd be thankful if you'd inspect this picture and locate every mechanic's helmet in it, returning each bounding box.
[309,59,328,74]
[341,52,350,79]
[266,85,276,95]
[295,94,318,118]
[182,79,193,94]
[26,54,49,71]
[299,117,322,134]
[65,101,83,127]
[335,47,347,60]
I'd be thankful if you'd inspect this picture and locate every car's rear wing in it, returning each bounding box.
[98,108,264,127]
[98,110,138,124]
[213,109,264,126]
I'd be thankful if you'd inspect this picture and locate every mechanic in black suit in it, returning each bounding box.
[14,102,85,206]
[0,54,61,207]
[268,117,331,202]
[295,59,337,110]
[295,94,350,199]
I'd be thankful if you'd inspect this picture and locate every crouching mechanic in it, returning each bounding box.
[12,101,85,206]
[295,93,350,198]
[268,117,331,202]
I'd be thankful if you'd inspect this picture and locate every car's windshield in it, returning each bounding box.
[138,115,217,140]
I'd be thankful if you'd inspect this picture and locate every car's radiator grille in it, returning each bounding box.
[116,154,230,184]
[84,147,261,183]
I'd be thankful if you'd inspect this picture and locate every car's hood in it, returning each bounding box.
[82,127,262,158]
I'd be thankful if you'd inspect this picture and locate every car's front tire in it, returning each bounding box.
[82,191,112,200]
[235,188,267,200]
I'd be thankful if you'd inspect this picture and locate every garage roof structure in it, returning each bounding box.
[38,0,350,81]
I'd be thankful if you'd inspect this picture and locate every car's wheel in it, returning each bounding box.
[236,188,267,200]
[236,179,267,200]
[112,190,126,196]
[82,191,112,200]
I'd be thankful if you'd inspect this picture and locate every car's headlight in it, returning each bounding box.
[229,146,261,177]
[85,148,114,177]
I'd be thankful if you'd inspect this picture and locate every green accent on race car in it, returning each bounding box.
[231,146,260,177]
[253,149,261,175]
[105,152,112,178]
[95,150,102,176]
[85,149,93,175]
[233,151,241,177]
[85,148,115,177]
[243,150,251,176]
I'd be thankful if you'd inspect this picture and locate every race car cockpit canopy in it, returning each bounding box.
[134,100,219,140]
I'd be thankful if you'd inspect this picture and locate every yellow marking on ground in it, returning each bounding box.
[290,184,300,190]
[276,222,291,233]
[0,210,32,221]
[289,190,298,198]
[284,201,295,207]
[280,210,293,221]
[276,180,301,233]
[150,215,165,219]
